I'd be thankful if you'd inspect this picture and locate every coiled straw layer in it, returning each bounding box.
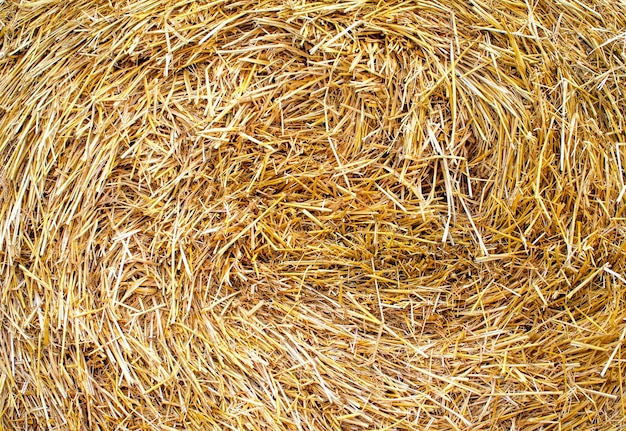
[1,1,625,429]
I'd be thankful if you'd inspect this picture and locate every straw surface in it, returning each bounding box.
[1,0,625,429]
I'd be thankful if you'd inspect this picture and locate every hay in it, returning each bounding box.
[1,0,625,429]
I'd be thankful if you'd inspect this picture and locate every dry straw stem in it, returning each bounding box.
[1,0,625,429]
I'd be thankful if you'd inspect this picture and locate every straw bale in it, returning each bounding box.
[1,0,625,429]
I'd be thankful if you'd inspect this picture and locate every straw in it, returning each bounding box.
[1,0,625,429]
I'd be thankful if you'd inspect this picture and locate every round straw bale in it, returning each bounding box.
[1,1,625,430]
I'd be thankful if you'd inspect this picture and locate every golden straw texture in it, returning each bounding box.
[1,0,625,429]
